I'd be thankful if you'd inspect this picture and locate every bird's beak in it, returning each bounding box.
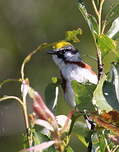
[47,50,57,55]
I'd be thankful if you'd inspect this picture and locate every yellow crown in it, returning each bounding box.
[53,41,72,49]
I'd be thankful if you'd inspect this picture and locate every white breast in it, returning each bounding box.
[62,64,98,107]
[52,56,98,107]
[61,64,97,84]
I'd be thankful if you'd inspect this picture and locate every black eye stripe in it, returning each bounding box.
[55,47,79,59]
[57,49,78,54]
[57,51,64,54]
[56,50,65,54]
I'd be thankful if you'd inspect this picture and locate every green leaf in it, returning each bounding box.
[65,28,82,43]
[92,130,107,152]
[105,3,119,25]
[77,134,88,148]
[109,63,119,102]
[77,0,98,35]
[97,132,107,152]
[93,63,119,112]
[33,128,48,145]
[97,34,116,57]
[89,15,98,34]
[33,126,56,152]
[72,120,89,147]
[107,17,119,40]
[93,75,112,112]
[65,146,74,152]
[45,83,59,110]
[71,80,96,111]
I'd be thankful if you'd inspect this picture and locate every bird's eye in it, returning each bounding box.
[56,50,65,59]
[65,49,70,52]
[62,50,66,53]
[58,50,65,54]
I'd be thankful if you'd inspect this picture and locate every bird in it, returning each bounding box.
[48,41,98,107]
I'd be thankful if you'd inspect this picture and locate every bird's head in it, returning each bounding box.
[48,41,81,67]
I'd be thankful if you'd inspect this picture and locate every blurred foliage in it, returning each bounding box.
[72,80,96,111]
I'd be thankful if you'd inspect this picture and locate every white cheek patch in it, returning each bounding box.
[65,52,73,57]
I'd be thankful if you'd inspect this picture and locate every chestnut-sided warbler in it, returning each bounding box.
[48,41,98,107]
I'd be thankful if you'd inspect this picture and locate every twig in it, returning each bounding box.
[84,114,95,152]
[91,0,99,17]
[101,20,107,34]
[91,0,104,80]
[0,96,23,106]
[97,0,104,80]
[98,0,104,35]
[97,48,104,80]
[0,79,20,88]
[104,137,111,152]
[111,145,119,152]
